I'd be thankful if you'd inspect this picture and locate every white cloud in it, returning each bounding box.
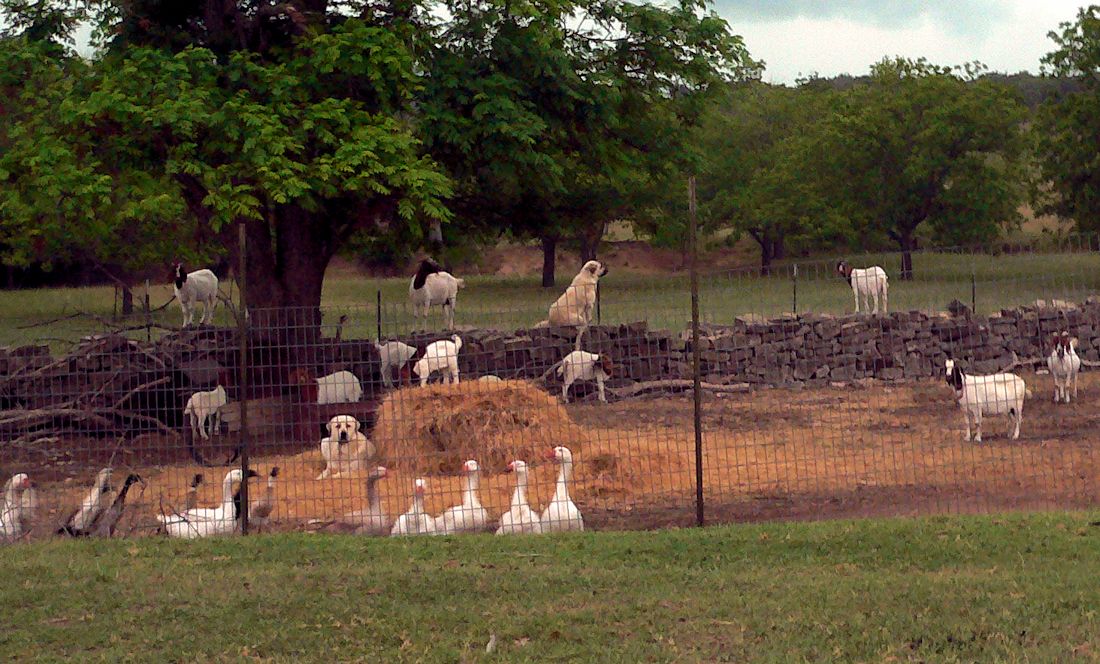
[722,0,1085,84]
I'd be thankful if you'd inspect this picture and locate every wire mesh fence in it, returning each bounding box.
[2,237,1100,543]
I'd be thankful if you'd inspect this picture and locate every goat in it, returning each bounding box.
[836,261,888,314]
[172,263,219,327]
[407,335,462,386]
[408,258,465,330]
[945,358,1029,443]
[374,340,417,389]
[1047,332,1082,403]
[558,350,614,403]
[184,383,228,440]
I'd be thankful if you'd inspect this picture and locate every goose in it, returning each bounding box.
[337,466,390,536]
[540,446,583,532]
[433,460,490,535]
[495,460,543,535]
[390,478,435,536]
[184,473,203,510]
[248,467,279,530]
[58,467,114,537]
[158,468,257,539]
[0,473,35,540]
[91,474,143,538]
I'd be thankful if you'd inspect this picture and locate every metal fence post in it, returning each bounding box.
[237,223,251,535]
[596,282,601,325]
[143,279,151,343]
[689,176,704,528]
[971,270,976,315]
[376,289,382,340]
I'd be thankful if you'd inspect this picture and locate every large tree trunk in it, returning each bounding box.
[577,220,606,263]
[541,236,557,288]
[121,287,134,316]
[899,233,915,281]
[759,236,785,277]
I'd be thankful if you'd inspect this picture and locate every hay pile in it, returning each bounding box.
[373,379,590,475]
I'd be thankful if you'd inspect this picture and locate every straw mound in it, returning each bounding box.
[373,379,590,475]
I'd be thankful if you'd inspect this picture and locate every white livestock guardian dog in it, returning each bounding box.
[544,260,608,328]
[317,415,375,480]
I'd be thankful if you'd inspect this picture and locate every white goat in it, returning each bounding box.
[316,370,363,405]
[173,263,219,327]
[558,350,615,403]
[408,259,465,330]
[836,261,888,314]
[1047,332,1082,403]
[374,340,417,388]
[945,358,1029,443]
[184,384,228,440]
[410,335,463,386]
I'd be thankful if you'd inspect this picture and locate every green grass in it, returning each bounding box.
[2,512,1099,661]
[2,248,1100,347]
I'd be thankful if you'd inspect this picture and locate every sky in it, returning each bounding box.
[716,0,1086,84]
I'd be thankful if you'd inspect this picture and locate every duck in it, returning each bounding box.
[336,466,390,536]
[184,473,203,510]
[495,460,543,535]
[540,446,583,532]
[0,473,35,540]
[433,459,490,535]
[91,474,143,538]
[158,468,257,539]
[58,467,114,537]
[248,467,280,530]
[390,478,435,536]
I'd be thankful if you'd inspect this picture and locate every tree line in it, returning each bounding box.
[1,1,1100,312]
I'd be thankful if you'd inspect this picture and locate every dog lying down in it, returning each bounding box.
[317,414,376,480]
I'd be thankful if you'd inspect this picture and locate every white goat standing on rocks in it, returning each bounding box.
[173,263,219,327]
[836,260,888,314]
[408,258,464,330]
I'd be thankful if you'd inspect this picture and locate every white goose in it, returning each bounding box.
[495,460,543,535]
[434,460,490,535]
[390,478,435,536]
[540,446,583,532]
[157,468,257,539]
[58,467,114,537]
[0,473,35,540]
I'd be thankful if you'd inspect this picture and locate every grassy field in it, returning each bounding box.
[1,248,1099,347]
[1,512,1099,661]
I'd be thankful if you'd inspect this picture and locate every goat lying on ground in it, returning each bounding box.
[836,260,888,314]
[172,263,219,327]
[945,358,1029,443]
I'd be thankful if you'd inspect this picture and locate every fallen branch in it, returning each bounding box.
[110,376,172,411]
[607,379,753,398]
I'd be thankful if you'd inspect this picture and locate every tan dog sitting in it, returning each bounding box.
[317,415,375,480]
[546,260,608,327]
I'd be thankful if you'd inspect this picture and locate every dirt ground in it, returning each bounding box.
[7,371,1100,538]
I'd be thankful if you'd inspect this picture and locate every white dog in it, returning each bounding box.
[317,415,375,480]
[408,335,463,387]
[558,350,615,403]
[544,260,608,328]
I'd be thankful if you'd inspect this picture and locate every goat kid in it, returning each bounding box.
[409,259,465,330]
[172,263,219,327]
[374,340,417,388]
[407,335,462,387]
[184,383,228,440]
[1047,332,1082,404]
[836,261,889,314]
[945,358,1029,443]
[558,350,614,403]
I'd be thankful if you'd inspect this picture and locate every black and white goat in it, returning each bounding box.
[172,263,219,327]
[945,358,1029,443]
[836,261,889,314]
[1047,332,1081,403]
[408,259,465,330]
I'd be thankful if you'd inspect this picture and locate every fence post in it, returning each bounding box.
[376,289,382,340]
[689,176,704,528]
[792,263,798,314]
[143,280,151,343]
[596,282,601,325]
[237,223,251,535]
[971,270,976,315]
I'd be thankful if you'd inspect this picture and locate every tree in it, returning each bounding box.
[1035,6,1100,232]
[2,2,452,335]
[420,0,756,286]
[825,58,1028,278]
